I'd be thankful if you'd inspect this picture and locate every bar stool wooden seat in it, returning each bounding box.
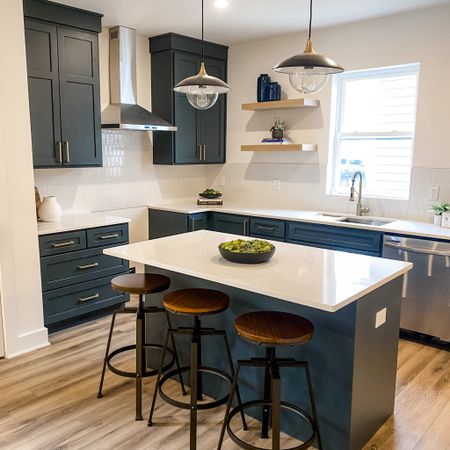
[97,273,185,421]
[148,288,247,450]
[218,311,323,450]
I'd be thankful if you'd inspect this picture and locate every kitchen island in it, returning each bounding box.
[105,230,412,450]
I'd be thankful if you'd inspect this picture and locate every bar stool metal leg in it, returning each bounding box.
[135,294,145,420]
[97,309,118,398]
[165,311,187,396]
[148,331,171,426]
[271,363,281,450]
[304,363,323,450]
[190,334,199,450]
[261,347,274,438]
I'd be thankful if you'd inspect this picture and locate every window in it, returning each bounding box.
[328,64,420,200]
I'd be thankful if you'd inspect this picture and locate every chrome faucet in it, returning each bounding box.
[350,171,369,216]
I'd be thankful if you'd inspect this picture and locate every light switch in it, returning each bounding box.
[428,185,440,201]
[375,307,387,328]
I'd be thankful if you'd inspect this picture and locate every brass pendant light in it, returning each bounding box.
[273,0,344,94]
[173,0,231,110]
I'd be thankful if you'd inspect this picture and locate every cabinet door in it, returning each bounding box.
[188,213,209,231]
[25,19,62,167]
[198,57,226,164]
[57,27,102,166]
[173,52,201,164]
[211,213,249,236]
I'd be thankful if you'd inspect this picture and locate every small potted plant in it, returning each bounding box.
[429,201,450,226]
[270,118,285,139]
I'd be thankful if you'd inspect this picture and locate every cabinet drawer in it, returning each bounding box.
[41,247,129,291]
[250,218,285,240]
[87,224,128,248]
[211,213,249,236]
[43,275,128,326]
[39,230,86,256]
[287,222,383,255]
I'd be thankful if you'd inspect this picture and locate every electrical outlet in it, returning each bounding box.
[272,178,281,191]
[428,185,440,201]
[375,308,387,328]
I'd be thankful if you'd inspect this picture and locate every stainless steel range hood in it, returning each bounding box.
[101,26,176,132]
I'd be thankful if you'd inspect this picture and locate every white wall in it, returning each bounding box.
[206,4,450,222]
[0,0,48,357]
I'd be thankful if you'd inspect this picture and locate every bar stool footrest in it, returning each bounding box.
[226,399,317,450]
[158,366,232,410]
[106,344,176,378]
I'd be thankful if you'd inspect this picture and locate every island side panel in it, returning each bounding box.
[350,277,403,450]
[144,265,359,450]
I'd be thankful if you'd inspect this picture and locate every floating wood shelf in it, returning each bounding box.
[241,98,320,111]
[241,144,317,152]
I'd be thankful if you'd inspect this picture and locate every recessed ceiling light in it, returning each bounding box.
[214,0,229,8]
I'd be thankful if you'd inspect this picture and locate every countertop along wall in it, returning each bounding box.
[206,4,450,223]
[34,28,208,247]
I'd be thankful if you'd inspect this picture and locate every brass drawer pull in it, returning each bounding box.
[51,240,76,248]
[78,293,99,303]
[257,225,276,232]
[99,233,120,240]
[78,262,99,270]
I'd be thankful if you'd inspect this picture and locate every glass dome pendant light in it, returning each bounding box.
[173,0,231,110]
[273,0,344,94]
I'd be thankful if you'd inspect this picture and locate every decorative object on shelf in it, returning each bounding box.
[257,74,271,102]
[262,137,292,144]
[173,0,230,110]
[218,239,275,264]
[270,118,285,139]
[38,196,62,222]
[429,201,450,226]
[441,211,450,229]
[198,188,223,205]
[34,186,42,219]
[273,0,344,94]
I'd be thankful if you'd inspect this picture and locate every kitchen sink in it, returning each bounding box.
[337,217,393,226]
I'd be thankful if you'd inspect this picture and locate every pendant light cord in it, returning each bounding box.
[201,0,205,61]
[308,0,313,39]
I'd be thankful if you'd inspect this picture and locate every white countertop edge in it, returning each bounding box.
[148,203,450,241]
[103,244,412,313]
[37,213,132,236]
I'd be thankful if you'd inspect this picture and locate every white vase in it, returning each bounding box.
[38,196,62,222]
[433,214,442,227]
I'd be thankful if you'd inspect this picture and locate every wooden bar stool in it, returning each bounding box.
[97,273,185,421]
[218,311,323,450]
[147,288,248,450]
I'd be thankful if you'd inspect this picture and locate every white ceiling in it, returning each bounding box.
[55,0,449,45]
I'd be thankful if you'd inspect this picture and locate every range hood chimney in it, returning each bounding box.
[101,26,176,131]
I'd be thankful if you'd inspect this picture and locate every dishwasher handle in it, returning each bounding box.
[384,240,450,257]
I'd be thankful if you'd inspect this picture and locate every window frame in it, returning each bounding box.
[327,63,420,201]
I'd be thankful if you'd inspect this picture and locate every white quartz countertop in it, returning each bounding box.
[148,201,450,241]
[37,212,131,236]
[104,230,412,313]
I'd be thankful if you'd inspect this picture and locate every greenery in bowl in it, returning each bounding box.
[429,201,450,216]
[199,188,222,199]
[219,239,274,253]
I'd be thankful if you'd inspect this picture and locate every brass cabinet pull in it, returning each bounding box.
[78,293,99,303]
[99,233,120,240]
[202,145,206,161]
[77,262,99,270]
[197,144,202,160]
[243,219,249,236]
[257,225,275,232]
[51,240,75,248]
[64,141,70,163]
[191,218,196,231]
[56,141,63,164]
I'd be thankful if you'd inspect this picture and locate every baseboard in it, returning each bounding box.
[5,327,49,358]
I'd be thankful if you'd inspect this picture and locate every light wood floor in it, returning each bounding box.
[0,310,448,450]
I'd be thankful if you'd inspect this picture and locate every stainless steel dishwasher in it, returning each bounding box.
[383,234,450,343]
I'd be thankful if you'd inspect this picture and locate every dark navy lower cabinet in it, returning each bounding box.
[39,223,130,328]
[211,213,249,235]
[148,209,210,239]
[287,221,383,256]
[249,217,286,241]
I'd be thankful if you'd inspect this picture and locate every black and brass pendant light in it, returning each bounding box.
[273,0,344,94]
[173,0,231,110]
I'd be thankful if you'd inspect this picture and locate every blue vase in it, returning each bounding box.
[257,74,270,102]
[273,82,281,101]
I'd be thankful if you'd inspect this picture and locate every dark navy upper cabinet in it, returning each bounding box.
[149,33,228,165]
[24,0,102,168]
